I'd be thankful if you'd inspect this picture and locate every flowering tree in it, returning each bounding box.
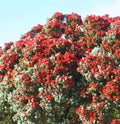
[0,12,120,124]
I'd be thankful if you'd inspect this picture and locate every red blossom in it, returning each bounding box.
[45,95,53,100]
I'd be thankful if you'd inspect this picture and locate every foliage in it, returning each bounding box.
[0,12,120,124]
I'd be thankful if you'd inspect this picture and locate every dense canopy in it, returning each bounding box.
[0,12,120,124]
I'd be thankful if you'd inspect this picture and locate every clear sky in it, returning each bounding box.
[0,0,119,46]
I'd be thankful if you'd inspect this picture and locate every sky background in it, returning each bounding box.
[0,0,120,46]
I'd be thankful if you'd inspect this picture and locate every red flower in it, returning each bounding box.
[30,101,39,108]
[76,106,82,114]
[45,95,53,101]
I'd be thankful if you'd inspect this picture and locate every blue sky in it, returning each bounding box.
[0,0,119,46]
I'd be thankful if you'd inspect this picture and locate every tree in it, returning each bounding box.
[0,12,120,124]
